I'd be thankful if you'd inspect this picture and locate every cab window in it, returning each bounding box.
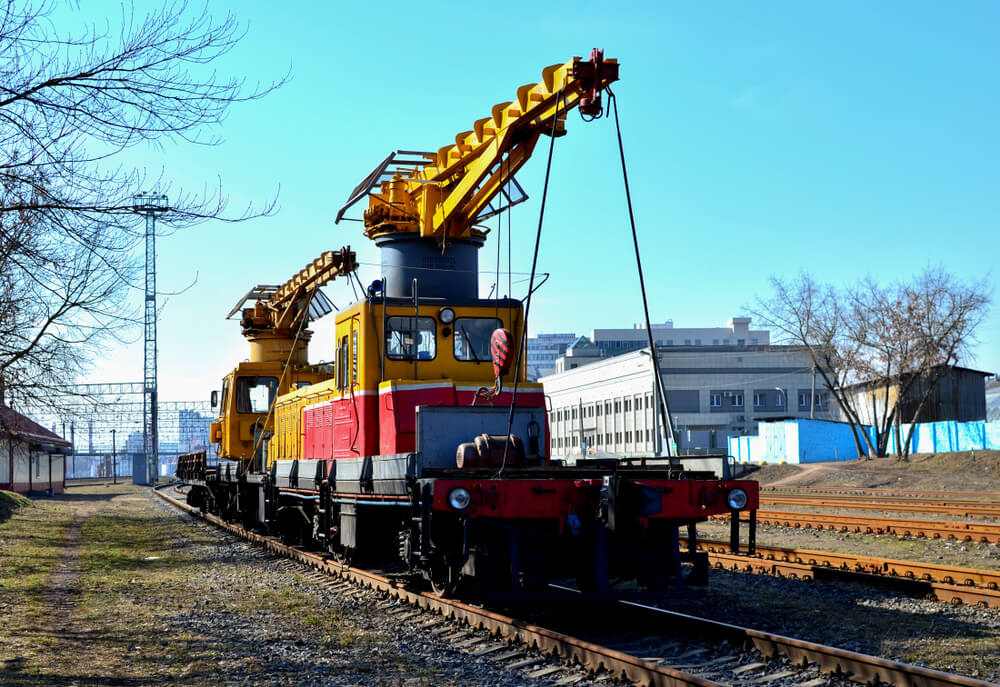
[236,376,278,413]
[385,316,436,360]
[454,318,502,362]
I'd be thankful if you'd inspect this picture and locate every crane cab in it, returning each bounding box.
[209,361,334,465]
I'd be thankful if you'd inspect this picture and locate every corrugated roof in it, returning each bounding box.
[0,405,72,448]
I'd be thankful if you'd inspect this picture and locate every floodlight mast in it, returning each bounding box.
[132,192,169,483]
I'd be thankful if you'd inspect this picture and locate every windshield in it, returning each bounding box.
[236,376,278,413]
[385,316,436,360]
[454,318,502,362]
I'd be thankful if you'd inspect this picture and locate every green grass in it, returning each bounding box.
[0,490,33,523]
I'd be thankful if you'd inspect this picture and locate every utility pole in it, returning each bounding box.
[132,193,169,485]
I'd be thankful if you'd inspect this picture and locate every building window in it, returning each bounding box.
[737,338,745,345]
[666,340,673,345]
[776,392,785,408]
[624,398,631,412]
[713,339,719,345]
[751,338,758,345]
[596,405,602,417]
[732,393,744,407]
[684,339,691,345]
[571,407,577,420]
[625,431,632,443]
[694,338,701,345]
[723,339,729,344]
[710,393,722,408]
[799,392,809,408]
[754,392,765,408]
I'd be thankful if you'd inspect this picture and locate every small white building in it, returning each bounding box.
[1,405,73,495]
[542,345,830,458]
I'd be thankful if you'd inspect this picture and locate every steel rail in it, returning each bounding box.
[749,509,1000,543]
[685,539,1000,608]
[764,486,1000,500]
[156,485,996,687]
[693,538,1000,589]
[154,486,722,687]
[614,602,998,687]
[760,496,1000,519]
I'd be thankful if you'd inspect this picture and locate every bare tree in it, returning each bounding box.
[749,273,874,458]
[751,269,991,459]
[0,1,284,411]
[849,269,990,459]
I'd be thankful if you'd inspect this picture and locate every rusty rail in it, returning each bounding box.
[764,485,1000,500]
[760,495,1000,519]
[687,538,1000,608]
[154,486,996,687]
[750,509,1000,543]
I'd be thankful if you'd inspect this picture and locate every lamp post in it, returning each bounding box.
[775,387,787,413]
[111,428,117,485]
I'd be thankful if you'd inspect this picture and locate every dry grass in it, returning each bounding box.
[0,497,74,676]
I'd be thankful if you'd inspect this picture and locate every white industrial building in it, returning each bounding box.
[1,405,73,495]
[542,344,830,458]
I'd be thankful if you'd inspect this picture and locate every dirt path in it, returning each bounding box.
[764,462,837,487]
[36,495,115,679]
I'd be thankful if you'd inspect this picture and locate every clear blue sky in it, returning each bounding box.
[79,1,998,400]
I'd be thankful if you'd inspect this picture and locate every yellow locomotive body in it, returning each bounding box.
[271,298,539,464]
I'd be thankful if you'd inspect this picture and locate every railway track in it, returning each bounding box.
[688,538,1000,608]
[760,495,1000,519]
[763,486,1000,501]
[750,510,1000,543]
[154,484,996,687]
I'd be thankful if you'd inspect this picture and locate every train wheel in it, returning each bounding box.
[430,560,460,597]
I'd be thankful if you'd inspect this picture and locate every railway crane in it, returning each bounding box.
[181,50,759,598]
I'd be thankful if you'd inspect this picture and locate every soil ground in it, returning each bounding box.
[746,449,1000,493]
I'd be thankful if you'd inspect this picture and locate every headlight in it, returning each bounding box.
[439,307,455,324]
[727,488,748,510]
[447,487,471,510]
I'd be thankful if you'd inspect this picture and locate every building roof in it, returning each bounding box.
[844,364,994,392]
[0,405,73,449]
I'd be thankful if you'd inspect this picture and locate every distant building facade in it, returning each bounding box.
[590,317,770,357]
[542,344,829,458]
[555,336,603,373]
[525,332,577,380]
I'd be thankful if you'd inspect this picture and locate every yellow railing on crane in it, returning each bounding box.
[359,50,618,244]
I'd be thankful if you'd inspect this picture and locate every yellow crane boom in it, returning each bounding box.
[336,50,618,244]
